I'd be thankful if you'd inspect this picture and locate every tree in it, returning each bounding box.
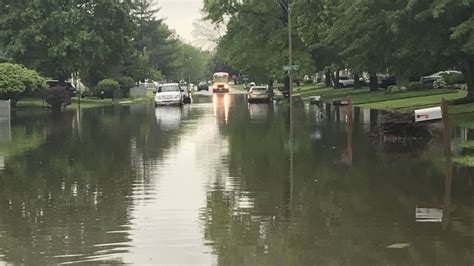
[0,63,46,106]
[204,0,314,83]
[0,0,136,84]
[389,0,474,99]
[45,86,71,112]
[97,79,120,98]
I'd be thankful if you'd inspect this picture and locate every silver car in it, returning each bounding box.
[248,85,271,103]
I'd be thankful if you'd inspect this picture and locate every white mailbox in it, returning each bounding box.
[309,96,321,104]
[414,106,442,122]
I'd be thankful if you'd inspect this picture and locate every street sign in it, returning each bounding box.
[283,65,299,71]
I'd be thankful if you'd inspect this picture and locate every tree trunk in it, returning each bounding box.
[369,71,378,92]
[460,58,474,100]
[332,71,340,88]
[325,70,331,87]
[354,73,360,89]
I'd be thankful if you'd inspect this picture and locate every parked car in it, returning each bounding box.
[338,76,354,88]
[248,85,271,103]
[154,83,184,106]
[197,81,209,91]
[180,85,192,104]
[420,70,462,85]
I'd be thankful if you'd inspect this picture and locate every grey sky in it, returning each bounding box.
[158,0,203,42]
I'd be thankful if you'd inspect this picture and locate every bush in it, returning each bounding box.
[116,76,135,97]
[97,79,119,98]
[0,63,46,106]
[433,79,447,89]
[443,73,465,85]
[407,82,424,91]
[303,79,313,85]
[45,86,71,112]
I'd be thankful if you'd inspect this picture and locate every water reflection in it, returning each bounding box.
[0,98,472,265]
[155,106,190,130]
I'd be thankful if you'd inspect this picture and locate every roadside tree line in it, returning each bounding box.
[0,0,211,106]
[203,0,473,100]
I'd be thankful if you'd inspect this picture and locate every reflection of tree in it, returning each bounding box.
[203,106,473,265]
[0,105,205,264]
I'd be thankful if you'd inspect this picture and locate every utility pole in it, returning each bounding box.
[287,1,294,207]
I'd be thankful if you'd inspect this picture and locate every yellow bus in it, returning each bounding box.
[212,72,230,93]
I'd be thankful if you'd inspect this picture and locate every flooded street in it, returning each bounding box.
[0,94,472,265]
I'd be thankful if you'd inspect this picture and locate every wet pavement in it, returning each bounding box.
[0,93,472,265]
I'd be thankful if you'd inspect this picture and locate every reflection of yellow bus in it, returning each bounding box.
[212,72,230,93]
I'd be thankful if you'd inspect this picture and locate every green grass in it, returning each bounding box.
[460,141,474,149]
[453,156,474,167]
[359,91,467,111]
[16,97,153,110]
[299,86,460,105]
[452,113,474,129]
[448,103,474,115]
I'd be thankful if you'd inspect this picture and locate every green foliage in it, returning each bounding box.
[443,73,465,85]
[45,86,71,111]
[97,79,120,98]
[116,76,136,90]
[407,82,424,91]
[204,0,314,83]
[0,63,46,105]
[0,1,137,82]
[433,79,447,89]
[116,76,135,97]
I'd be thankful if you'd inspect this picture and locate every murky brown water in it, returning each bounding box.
[0,94,472,265]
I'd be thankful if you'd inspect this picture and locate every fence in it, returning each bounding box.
[0,100,11,142]
[130,86,147,98]
[0,100,10,120]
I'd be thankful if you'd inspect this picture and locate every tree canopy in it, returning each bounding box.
[204,0,474,97]
[0,0,212,88]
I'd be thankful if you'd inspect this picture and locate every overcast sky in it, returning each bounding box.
[157,0,204,43]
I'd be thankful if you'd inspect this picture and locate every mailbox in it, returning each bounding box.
[309,96,321,104]
[414,106,442,122]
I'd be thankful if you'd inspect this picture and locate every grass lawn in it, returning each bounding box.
[452,113,474,129]
[460,141,474,149]
[453,156,474,167]
[298,85,460,105]
[16,97,153,110]
[359,91,467,111]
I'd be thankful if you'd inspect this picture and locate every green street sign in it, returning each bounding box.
[283,65,299,71]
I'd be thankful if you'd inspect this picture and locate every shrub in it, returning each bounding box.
[433,79,447,89]
[386,85,401,94]
[303,79,313,85]
[407,82,424,91]
[442,73,465,85]
[97,79,119,98]
[45,86,71,112]
[0,63,46,106]
[116,76,135,97]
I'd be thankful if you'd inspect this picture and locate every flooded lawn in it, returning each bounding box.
[0,94,472,265]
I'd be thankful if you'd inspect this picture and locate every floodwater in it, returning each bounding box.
[0,93,472,265]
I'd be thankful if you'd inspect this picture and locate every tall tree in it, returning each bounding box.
[0,0,136,83]
[204,0,314,83]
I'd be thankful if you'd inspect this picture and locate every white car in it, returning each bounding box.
[338,76,354,87]
[155,83,184,106]
[420,70,462,84]
[248,85,271,103]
